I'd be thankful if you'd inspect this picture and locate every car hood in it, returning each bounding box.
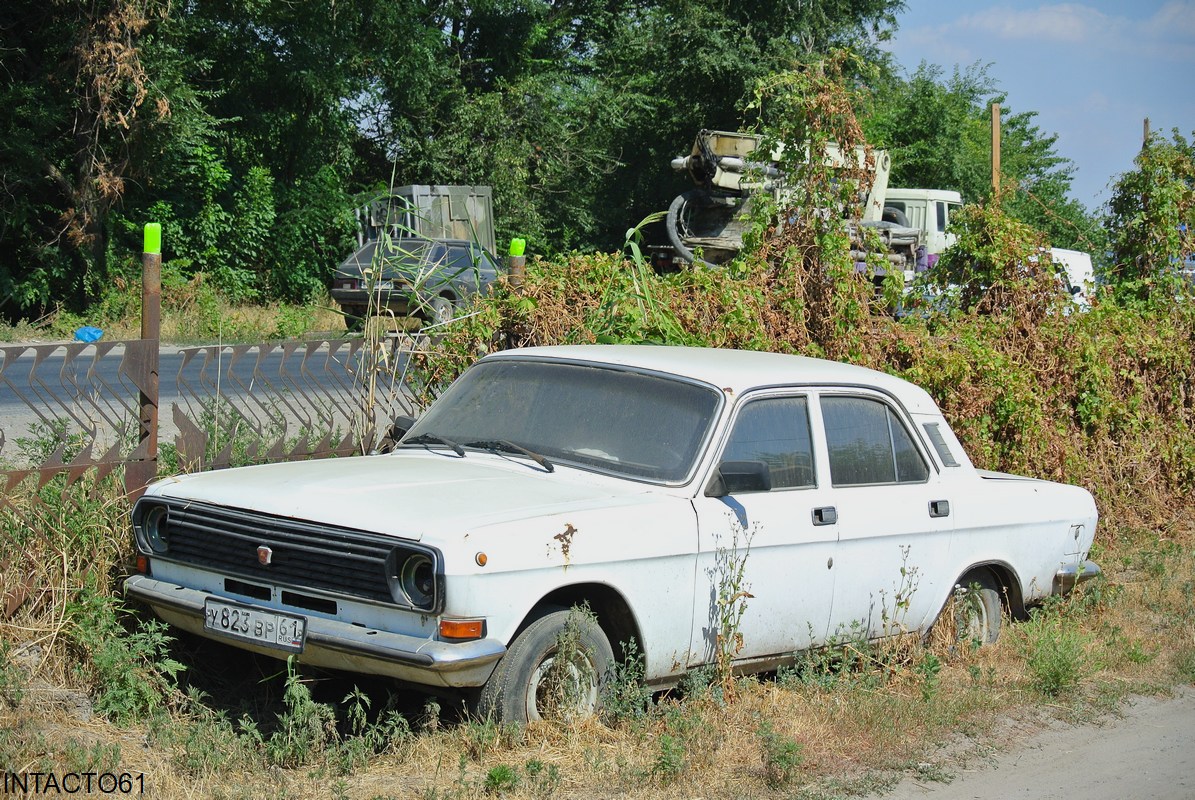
[147,451,666,540]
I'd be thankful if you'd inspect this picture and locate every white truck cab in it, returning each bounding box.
[883,188,965,256]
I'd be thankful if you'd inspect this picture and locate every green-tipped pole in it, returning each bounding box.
[508,237,527,290]
[143,222,162,256]
[128,222,162,498]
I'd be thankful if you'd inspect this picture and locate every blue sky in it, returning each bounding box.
[883,1,1195,212]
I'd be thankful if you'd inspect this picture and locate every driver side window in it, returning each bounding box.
[721,396,816,490]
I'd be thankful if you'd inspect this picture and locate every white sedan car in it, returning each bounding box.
[125,346,1099,723]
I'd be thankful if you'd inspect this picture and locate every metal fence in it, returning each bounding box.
[0,335,425,496]
[0,249,438,622]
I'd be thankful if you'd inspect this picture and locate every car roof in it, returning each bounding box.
[484,345,942,414]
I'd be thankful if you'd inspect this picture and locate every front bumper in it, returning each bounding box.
[1053,559,1103,594]
[124,574,506,688]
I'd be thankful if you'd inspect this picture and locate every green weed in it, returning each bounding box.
[69,588,184,724]
[651,733,686,784]
[483,763,519,794]
[756,720,804,788]
[522,758,562,799]
[712,521,755,698]
[260,658,337,768]
[1020,601,1096,697]
[600,636,653,725]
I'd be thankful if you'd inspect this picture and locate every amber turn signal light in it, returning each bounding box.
[439,618,484,640]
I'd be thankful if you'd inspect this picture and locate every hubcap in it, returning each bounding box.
[526,651,598,722]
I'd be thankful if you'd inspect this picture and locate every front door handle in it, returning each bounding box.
[929,499,950,518]
[812,506,837,526]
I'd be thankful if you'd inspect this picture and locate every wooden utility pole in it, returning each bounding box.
[1144,117,1151,146]
[992,103,1001,197]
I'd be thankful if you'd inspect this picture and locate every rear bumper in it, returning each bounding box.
[330,287,416,315]
[124,574,505,688]
[1053,559,1102,594]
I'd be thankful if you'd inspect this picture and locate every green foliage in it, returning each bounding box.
[260,659,337,768]
[0,643,25,708]
[601,637,654,725]
[68,589,185,724]
[931,201,1067,318]
[651,732,687,784]
[756,720,805,789]
[1019,599,1096,697]
[483,764,519,795]
[713,521,755,698]
[1105,129,1195,302]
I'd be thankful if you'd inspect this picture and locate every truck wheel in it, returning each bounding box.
[667,190,725,269]
[475,607,614,726]
[954,573,1002,646]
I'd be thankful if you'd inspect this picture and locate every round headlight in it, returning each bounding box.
[398,553,435,609]
[142,505,169,554]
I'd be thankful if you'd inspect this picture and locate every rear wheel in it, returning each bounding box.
[343,306,366,331]
[954,573,1003,646]
[475,607,614,726]
[426,294,455,327]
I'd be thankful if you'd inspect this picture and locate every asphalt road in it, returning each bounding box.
[875,688,1195,800]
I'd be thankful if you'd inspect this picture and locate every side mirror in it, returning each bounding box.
[387,415,417,442]
[704,460,772,497]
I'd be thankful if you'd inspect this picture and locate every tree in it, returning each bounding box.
[1104,129,1195,300]
[0,0,164,315]
[862,62,1100,252]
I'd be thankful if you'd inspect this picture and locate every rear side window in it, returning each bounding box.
[721,397,815,490]
[821,396,929,486]
[922,422,960,467]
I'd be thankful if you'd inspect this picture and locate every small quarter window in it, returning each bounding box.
[922,423,960,467]
[821,396,929,486]
[721,397,815,490]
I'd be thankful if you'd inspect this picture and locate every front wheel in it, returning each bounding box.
[475,607,614,726]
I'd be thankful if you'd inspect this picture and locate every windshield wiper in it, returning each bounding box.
[403,432,465,457]
[465,440,554,472]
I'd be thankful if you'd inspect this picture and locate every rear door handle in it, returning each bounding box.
[929,499,950,518]
[812,506,837,526]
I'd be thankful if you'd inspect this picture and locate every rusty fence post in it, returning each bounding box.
[126,223,161,499]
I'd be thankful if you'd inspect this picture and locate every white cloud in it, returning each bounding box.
[1143,1,1195,39]
[919,3,1195,62]
[955,4,1106,44]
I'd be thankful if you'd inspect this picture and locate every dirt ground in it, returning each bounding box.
[873,687,1195,799]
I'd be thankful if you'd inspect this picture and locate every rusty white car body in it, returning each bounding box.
[124,345,1099,723]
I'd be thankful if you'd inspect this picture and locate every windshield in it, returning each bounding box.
[403,359,722,482]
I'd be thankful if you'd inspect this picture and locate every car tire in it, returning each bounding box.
[475,607,614,726]
[427,294,455,327]
[954,573,1003,646]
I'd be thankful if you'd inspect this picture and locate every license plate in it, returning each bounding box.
[203,598,306,653]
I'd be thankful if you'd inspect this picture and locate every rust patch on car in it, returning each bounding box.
[553,523,577,567]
